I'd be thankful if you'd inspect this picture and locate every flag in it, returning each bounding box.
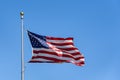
[27,31,85,66]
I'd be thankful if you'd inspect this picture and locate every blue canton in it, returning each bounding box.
[28,31,49,49]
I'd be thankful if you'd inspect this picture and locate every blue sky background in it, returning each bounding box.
[0,0,120,80]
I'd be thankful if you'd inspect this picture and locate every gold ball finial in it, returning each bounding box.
[20,12,24,19]
[20,12,24,16]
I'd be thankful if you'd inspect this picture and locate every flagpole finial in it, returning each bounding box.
[20,12,24,19]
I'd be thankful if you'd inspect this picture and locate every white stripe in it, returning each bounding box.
[33,48,80,53]
[63,49,80,53]
[47,39,73,43]
[73,55,84,58]
[30,58,53,62]
[52,45,75,48]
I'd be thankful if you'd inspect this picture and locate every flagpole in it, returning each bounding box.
[20,11,24,80]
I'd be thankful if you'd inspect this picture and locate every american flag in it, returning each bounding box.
[28,31,85,66]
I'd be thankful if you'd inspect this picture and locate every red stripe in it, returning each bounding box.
[31,56,67,63]
[71,52,82,55]
[71,52,80,55]
[33,50,58,56]
[75,61,85,66]
[29,61,70,63]
[50,42,74,46]
[58,47,78,51]
[46,36,73,40]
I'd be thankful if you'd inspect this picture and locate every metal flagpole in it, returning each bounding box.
[20,11,25,80]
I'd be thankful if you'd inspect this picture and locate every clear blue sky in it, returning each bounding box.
[0,0,120,80]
